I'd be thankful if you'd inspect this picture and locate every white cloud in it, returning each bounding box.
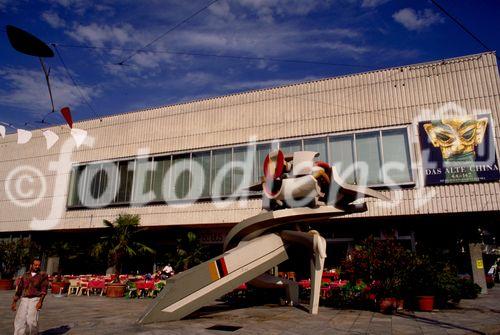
[393,8,443,31]
[314,41,370,55]
[361,0,390,8]
[238,0,331,22]
[41,11,66,28]
[0,67,99,116]
[65,23,133,47]
[223,76,320,91]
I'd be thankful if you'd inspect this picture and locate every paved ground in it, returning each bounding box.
[1,287,499,335]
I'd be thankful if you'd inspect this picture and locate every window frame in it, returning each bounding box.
[66,125,415,209]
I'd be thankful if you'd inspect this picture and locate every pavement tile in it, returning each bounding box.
[1,286,499,334]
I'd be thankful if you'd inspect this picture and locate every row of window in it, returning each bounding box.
[67,127,414,208]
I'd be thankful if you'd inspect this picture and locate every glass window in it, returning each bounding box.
[171,154,191,200]
[382,129,412,183]
[152,156,171,201]
[279,140,302,154]
[355,132,383,185]
[192,151,211,198]
[98,162,117,205]
[255,143,271,182]
[211,149,232,196]
[84,164,102,206]
[115,160,134,203]
[132,158,153,204]
[233,146,256,193]
[304,137,327,162]
[67,165,86,207]
[329,135,356,184]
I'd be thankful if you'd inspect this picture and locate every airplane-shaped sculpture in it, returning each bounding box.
[139,150,389,324]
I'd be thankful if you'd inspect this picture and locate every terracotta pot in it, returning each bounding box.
[379,297,396,314]
[0,279,14,290]
[51,282,70,294]
[417,296,434,312]
[106,283,126,298]
[396,299,404,311]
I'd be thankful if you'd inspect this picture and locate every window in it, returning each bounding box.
[67,165,86,207]
[329,128,413,186]
[356,132,383,185]
[192,151,211,198]
[67,126,413,209]
[233,146,255,193]
[171,154,191,200]
[255,143,271,182]
[279,140,302,154]
[304,137,327,162]
[329,135,356,184]
[381,129,412,183]
[115,160,134,203]
[132,158,153,204]
[211,149,232,196]
[152,156,171,201]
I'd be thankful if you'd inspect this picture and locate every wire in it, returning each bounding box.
[52,44,101,120]
[54,43,372,69]
[430,0,499,62]
[116,0,221,66]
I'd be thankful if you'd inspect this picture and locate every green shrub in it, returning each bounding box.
[458,279,481,299]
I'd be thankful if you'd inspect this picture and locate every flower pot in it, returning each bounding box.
[51,282,69,294]
[396,299,404,311]
[0,278,14,290]
[379,297,396,314]
[106,283,126,298]
[417,296,434,312]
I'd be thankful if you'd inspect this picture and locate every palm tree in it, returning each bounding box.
[167,231,207,272]
[92,214,155,275]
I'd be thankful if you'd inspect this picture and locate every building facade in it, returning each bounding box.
[1,52,499,276]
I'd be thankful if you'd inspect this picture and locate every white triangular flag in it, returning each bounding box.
[17,129,32,144]
[43,130,59,150]
[0,125,5,138]
[70,128,87,148]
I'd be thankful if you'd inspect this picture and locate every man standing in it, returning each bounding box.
[11,258,49,335]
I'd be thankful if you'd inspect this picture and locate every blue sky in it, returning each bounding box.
[0,0,499,130]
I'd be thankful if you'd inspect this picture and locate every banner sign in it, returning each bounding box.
[418,114,500,185]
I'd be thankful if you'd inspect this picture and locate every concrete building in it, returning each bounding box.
[1,52,499,281]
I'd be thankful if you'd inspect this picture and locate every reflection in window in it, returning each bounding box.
[152,156,171,201]
[67,166,86,207]
[171,155,191,200]
[382,129,412,183]
[115,160,134,203]
[356,132,383,185]
[212,149,232,196]
[304,137,327,162]
[233,146,255,193]
[329,135,356,184]
[279,140,302,154]
[132,158,153,204]
[255,144,271,181]
[85,164,101,207]
[192,151,211,198]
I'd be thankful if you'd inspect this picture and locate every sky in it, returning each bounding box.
[0,0,499,130]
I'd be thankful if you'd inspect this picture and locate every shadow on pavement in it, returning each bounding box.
[40,325,71,335]
[396,312,486,335]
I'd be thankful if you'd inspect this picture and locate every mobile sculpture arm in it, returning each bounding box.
[138,150,389,324]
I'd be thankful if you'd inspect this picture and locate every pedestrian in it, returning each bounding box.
[11,258,49,335]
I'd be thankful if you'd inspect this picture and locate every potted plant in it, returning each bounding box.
[92,214,155,298]
[340,236,412,313]
[0,238,31,290]
[409,254,437,312]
